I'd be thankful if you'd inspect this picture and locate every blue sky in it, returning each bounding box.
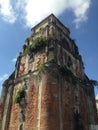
[0,0,98,95]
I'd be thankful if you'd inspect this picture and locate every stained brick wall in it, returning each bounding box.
[8,104,20,130]
[79,88,89,130]
[1,70,97,130]
[40,74,60,130]
[25,78,38,130]
[62,81,73,130]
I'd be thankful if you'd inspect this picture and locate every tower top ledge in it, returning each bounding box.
[31,13,70,36]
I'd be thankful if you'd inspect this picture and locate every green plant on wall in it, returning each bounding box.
[49,58,56,63]
[14,88,25,104]
[39,27,45,33]
[23,45,32,55]
[23,36,53,56]
[31,36,46,50]
[38,63,46,74]
[58,65,77,85]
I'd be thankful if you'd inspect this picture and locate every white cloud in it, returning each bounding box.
[96,94,98,100]
[22,0,91,28]
[24,0,68,27]
[12,58,17,62]
[0,74,9,82]
[0,0,16,23]
[71,0,91,28]
[0,0,91,28]
[11,53,18,63]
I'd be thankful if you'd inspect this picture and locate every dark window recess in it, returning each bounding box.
[67,56,72,67]
[74,112,84,130]
[88,90,91,96]
[19,124,23,130]
[29,53,34,62]
[30,53,33,59]
[75,96,78,102]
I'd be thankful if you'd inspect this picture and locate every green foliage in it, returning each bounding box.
[38,63,45,73]
[39,27,45,33]
[37,63,46,78]
[49,58,56,63]
[14,88,25,104]
[23,45,31,55]
[46,36,53,41]
[58,65,77,85]
[23,36,52,55]
[31,36,46,49]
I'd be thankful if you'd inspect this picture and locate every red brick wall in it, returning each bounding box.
[6,74,97,130]
[25,81,38,130]
[62,81,73,130]
[79,88,89,130]
[8,104,20,130]
[40,75,60,130]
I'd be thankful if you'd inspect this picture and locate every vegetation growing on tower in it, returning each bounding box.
[23,36,52,55]
[14,88,25,104]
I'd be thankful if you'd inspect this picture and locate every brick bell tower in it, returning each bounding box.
[0,14,97,130]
